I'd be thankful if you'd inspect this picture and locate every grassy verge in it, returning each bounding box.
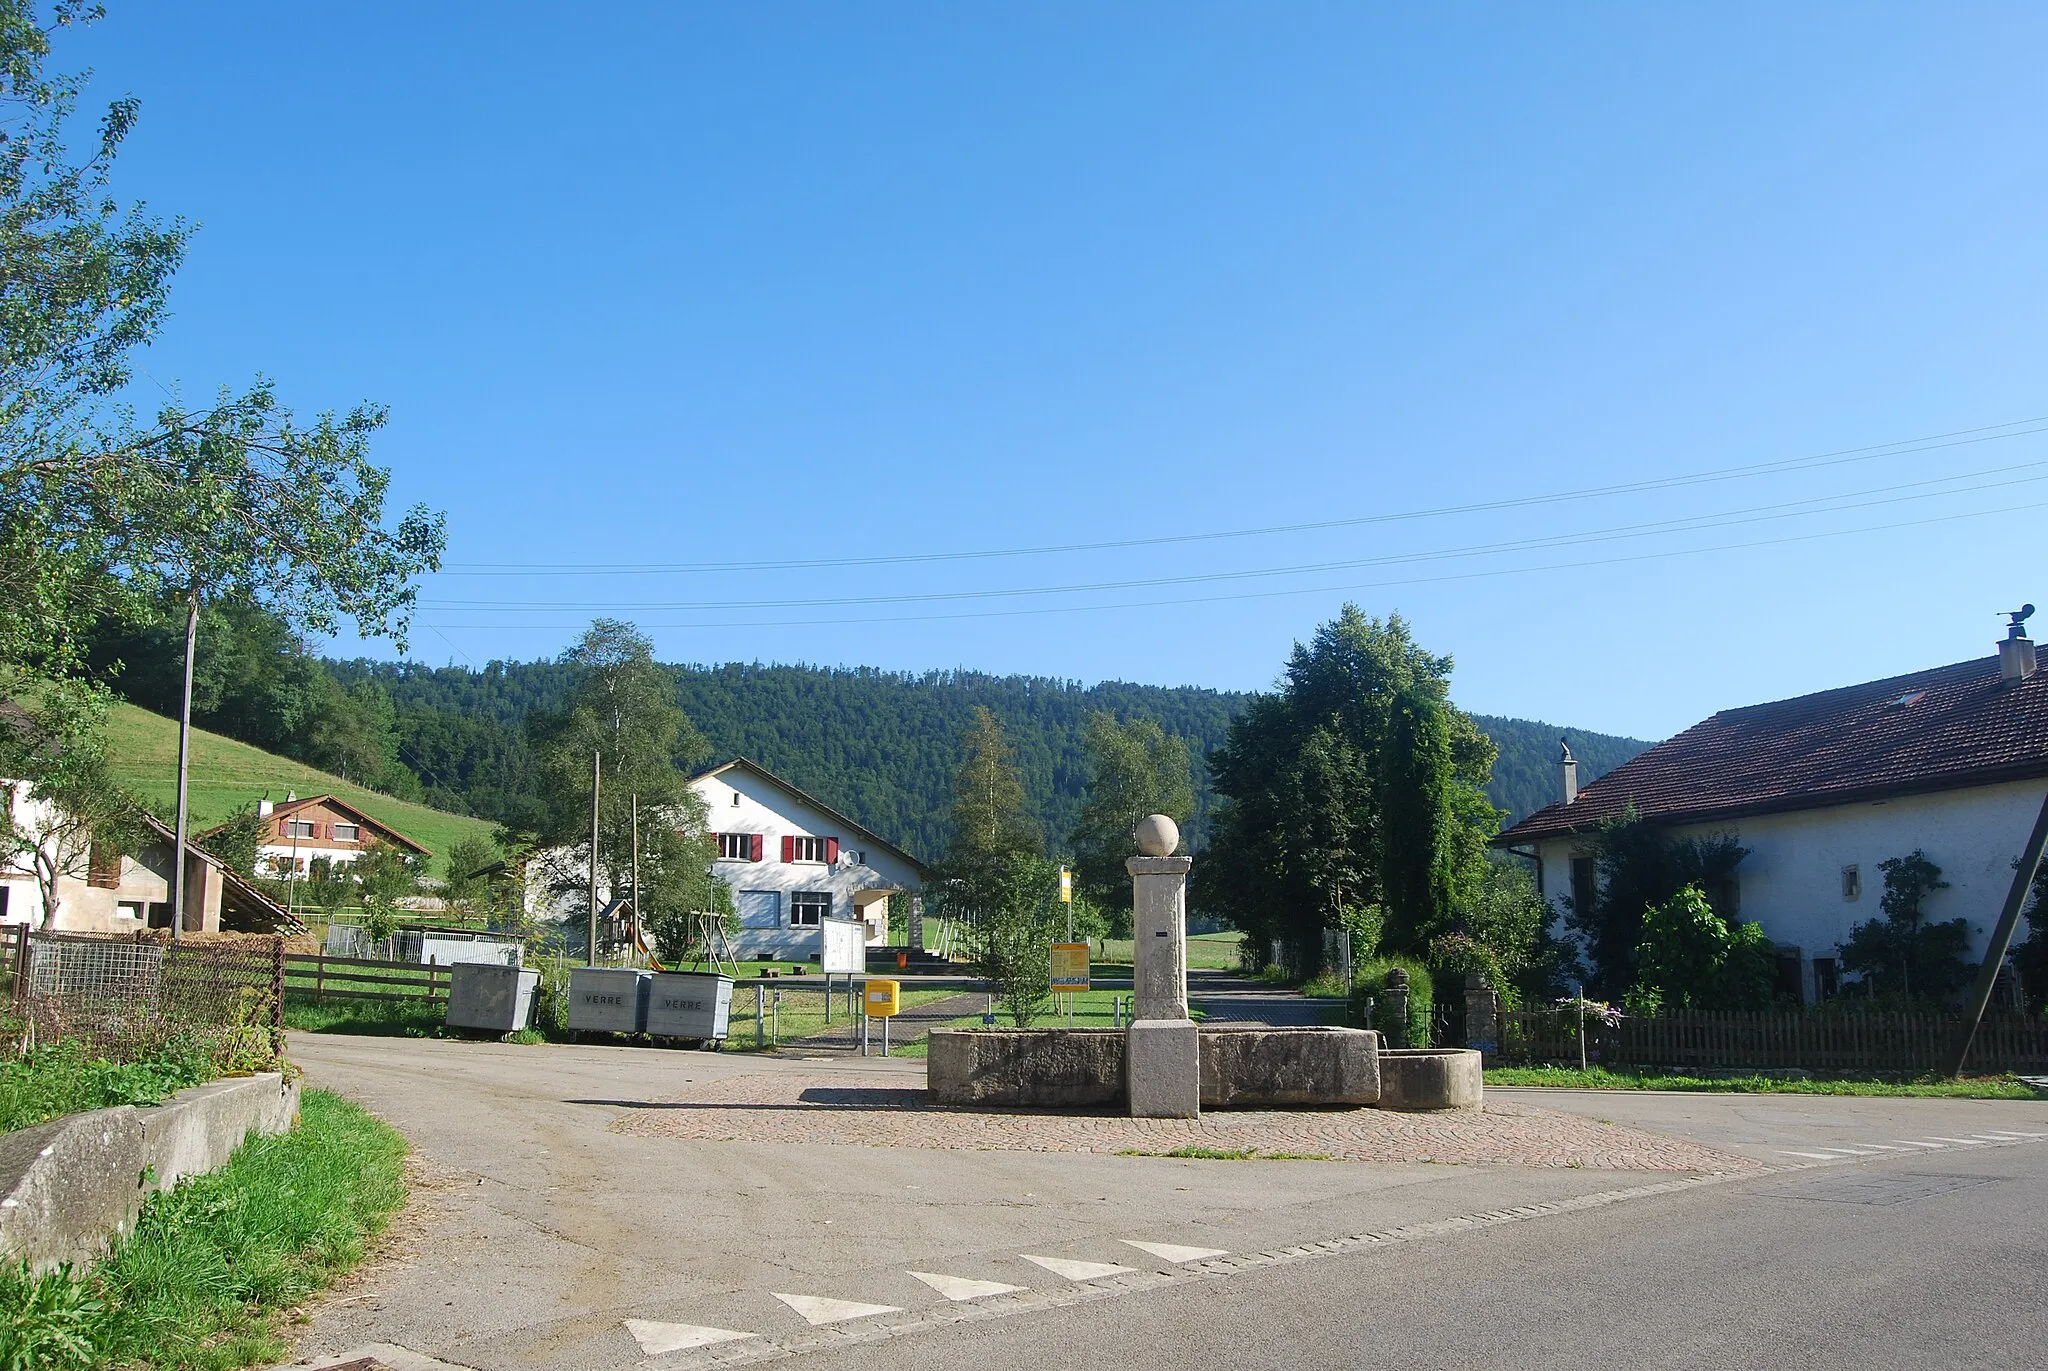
[1,1041,216,1135]
[0,1089,407,1371]
[284,997,448,1039]
[1486,1065,2047,1099]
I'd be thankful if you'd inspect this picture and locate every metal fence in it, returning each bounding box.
[5,926,285,1064]
[1497,1006,2048,1074]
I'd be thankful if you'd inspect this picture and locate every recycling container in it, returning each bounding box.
[645,972,734,1041]
[444,962,541,1032]
[568,967,650,1033]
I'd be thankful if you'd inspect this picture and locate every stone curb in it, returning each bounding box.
[0,1071,299,1274]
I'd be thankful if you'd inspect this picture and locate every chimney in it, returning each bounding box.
[1559,738,1579,806]
[1999,604,2038,686]
[257,799,273,818]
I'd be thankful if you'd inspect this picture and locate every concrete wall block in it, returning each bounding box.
[927,1028,1125,1106]
[0,1106,147,1275]
[140,1073,300,1193]
[1199,1027,1381,1108]
[0,1072,299,1275]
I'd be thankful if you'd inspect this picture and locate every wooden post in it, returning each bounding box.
[270,936,285,1052]
[1948,786,2048,1077]
[315,953,326,1005]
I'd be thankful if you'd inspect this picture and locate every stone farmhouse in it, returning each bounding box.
[203,794,432,880]
[1495,621,2048,1003]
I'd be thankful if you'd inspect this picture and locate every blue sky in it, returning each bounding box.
[74,3,2048,739]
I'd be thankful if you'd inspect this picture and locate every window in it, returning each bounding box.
[1570,856,1597,915]
[116,901,144,921]
[732,791,741,806]
[790,836,829,863]
[1812,956,1840,1002]
[283,820,316,839]
[718,832,759,861]
[331,823,360,842]
[790,891,831,927]
[1840,864,1861,900]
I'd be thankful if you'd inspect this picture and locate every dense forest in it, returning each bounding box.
[85,605,1649,859]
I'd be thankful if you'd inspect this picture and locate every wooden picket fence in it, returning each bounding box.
[282,952,450,1006]
[1499,1007,2048,1074]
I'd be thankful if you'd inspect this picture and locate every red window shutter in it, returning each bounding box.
[314,823,328,840]
[782,835,795,863]
[750,833,764,862]
[825,837,840,865]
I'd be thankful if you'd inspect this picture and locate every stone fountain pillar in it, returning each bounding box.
[1126,814,1198,1119]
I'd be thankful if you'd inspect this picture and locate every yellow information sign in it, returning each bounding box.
[863,979,900,1018]
[1049,942,1091,992]
[1059,867,1072,903]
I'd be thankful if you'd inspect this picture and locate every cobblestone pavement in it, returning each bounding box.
[608,1071,1758,1171]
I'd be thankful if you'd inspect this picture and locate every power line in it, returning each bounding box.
[420,461,2048,613]
[434,415,2048,576]
[420,495,2048,634]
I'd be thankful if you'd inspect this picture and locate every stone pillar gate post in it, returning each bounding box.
[1126,814,1198,1119]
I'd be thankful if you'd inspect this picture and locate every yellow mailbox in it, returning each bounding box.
[863,979,901,1018]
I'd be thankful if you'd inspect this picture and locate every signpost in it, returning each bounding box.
[820,916,865,1023]
[1051,942,1089,1025]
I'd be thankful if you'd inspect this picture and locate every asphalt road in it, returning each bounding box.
[281,1034,2048,1371]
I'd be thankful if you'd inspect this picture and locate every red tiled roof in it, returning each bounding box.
[1495,653,2048,846]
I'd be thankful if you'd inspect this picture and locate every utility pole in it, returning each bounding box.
[1946,787,2048,1076]
[169,584,200,940]
[631,794,640,964]
[587,751,601,967]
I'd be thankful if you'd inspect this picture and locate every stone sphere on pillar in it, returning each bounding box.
[1132,813,1180,858]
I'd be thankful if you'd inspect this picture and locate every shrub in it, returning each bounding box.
[1632,884,1779,1011]
[1840,851,1972,1004]
[1348,957,1433,1047]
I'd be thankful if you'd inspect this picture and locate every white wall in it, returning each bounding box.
[1532,777,2048,999]
[692,769,924,958]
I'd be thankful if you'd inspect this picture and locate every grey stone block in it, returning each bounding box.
[1127,1018,1201,1119]
[1198,1027,1380,1108]
[0,1071,300,1275]
[140,1073,300,1194]
[1377,1048,1485,1110]
[0,1106,147,1274]
[927,1027,1125,1106]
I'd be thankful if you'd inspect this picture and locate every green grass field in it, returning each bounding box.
[103,702,495,876]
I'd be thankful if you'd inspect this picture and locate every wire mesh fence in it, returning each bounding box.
[5,927,285,1067]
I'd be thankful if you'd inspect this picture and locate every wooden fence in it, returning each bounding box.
[282,953,450,1007]
[1499,1007,2048,1074]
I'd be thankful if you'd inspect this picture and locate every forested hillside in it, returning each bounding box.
[327,658,1651,858]
[85,606,1649,860]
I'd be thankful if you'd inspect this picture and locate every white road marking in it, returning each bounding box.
[1020,1254,1139,1281]
[1892,1140,1947,1149]
[1121,1240,1232,1263]
[1923,1136,1989,1145]
[906,1271,1025,1301]
[1778,1151,1841,1161]
[1966,1133,2025,1142]
[623,1320,757,1355]
[1811,1147,1887,1156]
[1851,1143,1906,1151]
[770,1293,903,1325]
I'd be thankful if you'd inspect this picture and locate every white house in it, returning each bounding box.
[694,758,929,959]
[526,757,930,962]
[1495,621,2048,1003]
